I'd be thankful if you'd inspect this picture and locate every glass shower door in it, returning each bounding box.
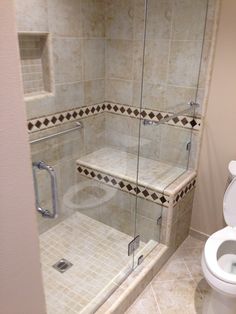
[133,0,210,264]
[30,109,141,313]
[21,1,148,312]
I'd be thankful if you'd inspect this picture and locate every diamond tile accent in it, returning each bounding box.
[66,113,71,120]
[142,190,149,197]
[72,111,77,118]
[190,119,197,127]
[35,120,42,128]
[173,117,179,123]
[51,116,57,124]
[111,179,117,185]
[156,113,163,120]
[28,122,34,130]
[76,162,197,210]
[27,102,201,133]
[76,165,170,207]
[173,178,197,205]
[181,118,188,125]
[58,115,64,122]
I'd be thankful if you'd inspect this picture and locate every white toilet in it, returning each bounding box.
[202,161,236,314]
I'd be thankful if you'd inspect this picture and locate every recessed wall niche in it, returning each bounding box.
[18,33,52,97]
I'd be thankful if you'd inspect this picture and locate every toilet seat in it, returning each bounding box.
[223,177,236,227]
[204,226,236,284]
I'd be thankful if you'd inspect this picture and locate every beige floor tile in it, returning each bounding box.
[177,246,203,262]
[153,259,190,282]
[126,284,160,314]
[197,277,212,297]
[185,259,204,281]
[181,235,205,249]
[126,236,209,314]
[152,278,204,314]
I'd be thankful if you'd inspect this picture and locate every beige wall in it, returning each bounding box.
[191,0,236,236]
[0,1,46,313]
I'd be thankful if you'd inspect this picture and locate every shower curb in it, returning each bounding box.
[96,244,172,314]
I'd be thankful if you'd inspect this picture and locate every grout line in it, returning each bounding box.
[150,283,162,314]
[165,1,175,106]
[180,241,206,298]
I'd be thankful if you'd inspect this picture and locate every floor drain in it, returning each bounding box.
[52,259,73,273]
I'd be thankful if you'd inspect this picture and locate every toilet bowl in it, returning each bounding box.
[201,161,236,313]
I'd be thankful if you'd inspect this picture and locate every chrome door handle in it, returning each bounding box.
[32,161,58,218]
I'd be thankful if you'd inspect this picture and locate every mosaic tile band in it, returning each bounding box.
[77,165,170,207]
[77,164,197,208]
[27,102,201,133]
[173,178,197,206]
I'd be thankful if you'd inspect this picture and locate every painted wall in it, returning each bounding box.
[0,1,46,313]
[191,0,236,236]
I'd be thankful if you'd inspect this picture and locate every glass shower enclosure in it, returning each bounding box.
[15,0,210,312]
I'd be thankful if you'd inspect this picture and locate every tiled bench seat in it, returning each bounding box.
[76,147,196,207]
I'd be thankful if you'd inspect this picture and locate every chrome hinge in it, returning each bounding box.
[186,141,191,152]
[128,235,140,256]
[157,215,162,225]
[188,101,200,108]
[137,255,144,265]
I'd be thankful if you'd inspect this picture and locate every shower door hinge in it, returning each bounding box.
[128,235,140,256]
[137,255,144,265]
[157,215,162,225]
[186,141,191,152]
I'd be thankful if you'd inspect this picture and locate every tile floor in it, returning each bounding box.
[40,212,137,314]
[126,235,211,314]
[39,211,158,314]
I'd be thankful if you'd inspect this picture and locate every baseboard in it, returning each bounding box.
[189,228,209,242]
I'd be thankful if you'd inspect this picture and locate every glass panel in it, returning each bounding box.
[15,1,146,313]
[133,0,209,265]
[15,0,213,311]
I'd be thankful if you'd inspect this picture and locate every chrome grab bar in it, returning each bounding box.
[30,121,83,144]
[143,101,199,126]
[32,161,58,218]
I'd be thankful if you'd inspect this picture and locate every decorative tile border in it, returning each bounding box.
[77,164,196,208]
[27,102,201,133]
[173,178,197,206]
[105,102,201,130]
[77,165,170,207]
[27,103,105,133]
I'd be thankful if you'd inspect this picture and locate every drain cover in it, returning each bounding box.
[52,259,73,273]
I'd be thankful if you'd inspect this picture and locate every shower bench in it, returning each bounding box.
[76,147,197,247]
[76,147,196,207]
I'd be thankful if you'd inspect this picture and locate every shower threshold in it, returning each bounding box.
[39,212,157,314]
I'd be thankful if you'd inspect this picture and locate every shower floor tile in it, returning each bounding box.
[40,212,144,314]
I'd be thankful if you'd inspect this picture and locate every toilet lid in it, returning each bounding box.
[224,178,236,227]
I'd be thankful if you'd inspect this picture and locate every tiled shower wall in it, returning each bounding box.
[15,0,106,119]
[104,0,217,169]
[105,0,216,113]
[15,0,107,232]
[15,0,217,168]
[15,0,217,235]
